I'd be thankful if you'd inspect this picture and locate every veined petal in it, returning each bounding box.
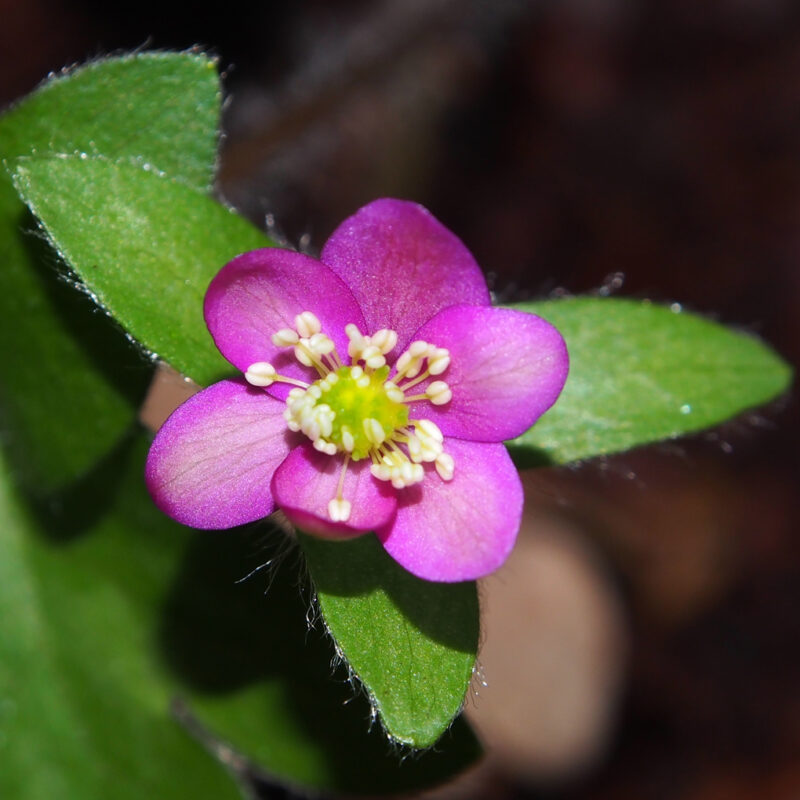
[145,379,293,529]
[377,440,522,582]
[403,305,569,442]
[204,249,366,398]
[272,444,397,538]
[321,199,490,352]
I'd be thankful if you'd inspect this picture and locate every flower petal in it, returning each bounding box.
[204,248,366,398]
[272,444,397,538]
[145,379,293,529]
[321,199,490,351]
[377,440,522,582]
[402,305,569,442]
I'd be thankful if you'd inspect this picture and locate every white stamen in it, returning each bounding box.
[346,324,367,360]
[328,497,352,522]
[411,428,443,462]
[294,343,314,367]
[361,345,386,369]
[371,329,398,354]
[308,332,335,355]
[384,382,404,403]
[321,372,339,387]
[400,461,415,484]
[426,381,452,405]
[427,348,451,375]
[415,419,443,442]
[295,311,321,338]
[272,328,299,346]
[345,323,362,339]
[341,427,355,453]
[363,418,386,445]
[371,463,392,481]
[435,452,455,481]
[283,408,301,431]
[313,439,337,455]
[316,405,335,438]
[395,351,412,375]
[245,362,277,386]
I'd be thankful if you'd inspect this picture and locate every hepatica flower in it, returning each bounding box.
[146,200,568,581]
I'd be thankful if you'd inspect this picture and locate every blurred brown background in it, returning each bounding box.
[2,1,799,798]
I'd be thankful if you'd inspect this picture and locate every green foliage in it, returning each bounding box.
[0,438,242,800]
[12,155,269,385]
[0,435,479,797]
[300,533,479,748]
[508,297,792,466]
[0,52,220,492]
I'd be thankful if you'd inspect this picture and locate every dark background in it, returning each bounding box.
[2,1,799,798]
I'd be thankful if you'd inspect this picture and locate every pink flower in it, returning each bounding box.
[145,200,568,582]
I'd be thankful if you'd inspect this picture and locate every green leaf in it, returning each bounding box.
[507,297,793,466]
[0,435,479,796]
[299,533,479,749]
[3,52,220,191]
[0,440,243,800]
[0,52,221,492]
[12,155,271,385]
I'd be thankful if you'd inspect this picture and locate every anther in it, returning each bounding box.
[308,332,335,355]
[427,348,451,375]
[363,418,386,445]
[371,463,391,481]
[426,381,452,405]
[341,427,355,453]
[361,345,386,369]
[345,324,367,359]
[245,362,277,387]
[415,419,443,442]
[272,328,299,347]
[384,382,404,403]
[313,439,337,455]
[293,344,314,367]
[328,497,352,522]
[435,452,455,481]
[371,329,398,354]
[295,311,321,338]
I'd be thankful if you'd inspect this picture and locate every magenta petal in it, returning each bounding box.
[377,440,522,582]
[403,305,569,442]
[271,444,397,538]
[321,199,490,351]
[145,379,293,529]
[204,249,366,398]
